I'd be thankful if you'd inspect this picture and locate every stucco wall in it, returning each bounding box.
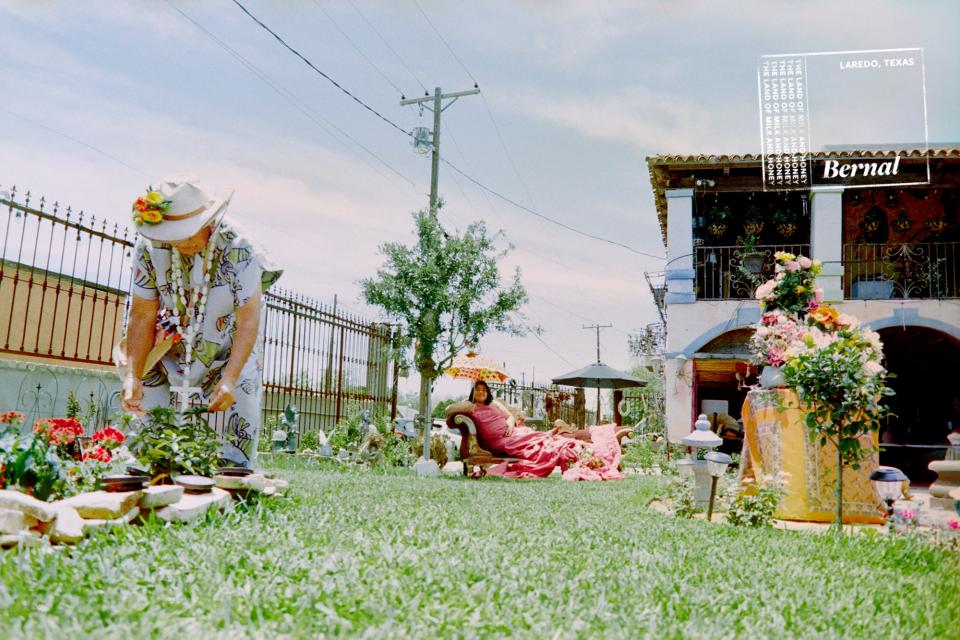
[0,358,121,432]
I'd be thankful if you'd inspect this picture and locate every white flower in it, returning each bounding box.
[837,313,859,328]
[755,279,777,300]
[861,360,885,377]
[862,329,883,352]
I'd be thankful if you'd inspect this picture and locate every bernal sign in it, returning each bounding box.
[822,156,901,178]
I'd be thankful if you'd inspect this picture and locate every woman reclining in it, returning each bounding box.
[445,381,630,480]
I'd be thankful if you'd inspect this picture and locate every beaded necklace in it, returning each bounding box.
[168,234,215,410]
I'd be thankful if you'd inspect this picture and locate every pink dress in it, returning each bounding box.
[470,404,623,481]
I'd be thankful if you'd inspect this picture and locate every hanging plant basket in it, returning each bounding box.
[924,218,947,233]
[860,206,888,243]
[775,222,798,238]
[707,223,728,238]
[891,211,912,233]
[744,222,765,236]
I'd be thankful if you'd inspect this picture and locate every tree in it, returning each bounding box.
[431,398,458,419]
[361,208,529,460]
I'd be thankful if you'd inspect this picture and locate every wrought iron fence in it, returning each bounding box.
[1,187,133,365]
[257,289,395,438]
[1,185,397,440]
[487,381,583,427]
[843,242,960,299]
[695,244,810,300]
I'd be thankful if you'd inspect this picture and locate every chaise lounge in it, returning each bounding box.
[445,412,518,476]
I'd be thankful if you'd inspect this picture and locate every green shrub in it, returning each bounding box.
[0,424,65,501]
[663,476,697,518]
[725,475,785,527]
[328,408,366,452]
[300,431,320,450]
[621,437,658,472]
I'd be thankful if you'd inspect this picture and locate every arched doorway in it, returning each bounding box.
[878,326,960,483]
[692,328,755,455]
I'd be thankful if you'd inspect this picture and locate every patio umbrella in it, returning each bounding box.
[552,362,645,424]
[444,351,510,383]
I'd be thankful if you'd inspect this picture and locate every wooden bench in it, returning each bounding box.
[446,412,518,477]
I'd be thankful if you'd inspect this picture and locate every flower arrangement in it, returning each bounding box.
[754,252,823,318]
[131,188,171,227]
[749,310,803,367]
[748,252,893,526]
[782,322,890,460]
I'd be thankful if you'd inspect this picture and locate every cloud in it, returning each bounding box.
[509,85,757,154]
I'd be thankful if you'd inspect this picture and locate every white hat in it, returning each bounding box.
[133,176,233,242]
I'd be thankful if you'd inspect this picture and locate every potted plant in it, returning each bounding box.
[859,206,888,243]
[744,204,765,237]
[891,210,912,234]
[740,233,765,275]
[772,208,799,238]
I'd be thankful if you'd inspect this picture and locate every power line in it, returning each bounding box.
[410,0,478,85]
[311,0,405,97]
[232,0,413,139]
[403,1,654,259]
[0,106,146,177]
[521,320,573,366]
[230,0,663,260]
[168,0,418,190]
[346,0,428,95]
[442,158,664,260]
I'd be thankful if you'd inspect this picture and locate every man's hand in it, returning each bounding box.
[208,379,237,412]
[121,376,145,416]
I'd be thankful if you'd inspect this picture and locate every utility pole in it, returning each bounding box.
[583,323,612,422]
[400,86,479,471]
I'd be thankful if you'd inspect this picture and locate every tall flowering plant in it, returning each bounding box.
[749,252,894,526]
[750,253,824,367]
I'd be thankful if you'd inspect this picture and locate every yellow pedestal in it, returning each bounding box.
[741,389,884,524]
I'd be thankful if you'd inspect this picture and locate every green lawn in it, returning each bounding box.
[1,458,958,638]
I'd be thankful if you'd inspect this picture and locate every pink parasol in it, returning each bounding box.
[444,351,510,383]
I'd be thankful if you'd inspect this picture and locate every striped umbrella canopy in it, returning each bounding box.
[444,351,510,383]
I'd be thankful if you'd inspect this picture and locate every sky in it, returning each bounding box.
[1,0,958,403]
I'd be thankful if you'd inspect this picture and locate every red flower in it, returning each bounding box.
[36,417,84,446]
[0,411,26,425]
[92,426,125,449]
[83,445,111,464]
[33,418,54,435]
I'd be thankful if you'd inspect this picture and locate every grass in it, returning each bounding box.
[1,458,958,639]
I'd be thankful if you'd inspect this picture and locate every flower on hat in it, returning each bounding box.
[132,186,171,227]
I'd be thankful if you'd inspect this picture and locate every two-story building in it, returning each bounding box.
[647,149,960,482]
